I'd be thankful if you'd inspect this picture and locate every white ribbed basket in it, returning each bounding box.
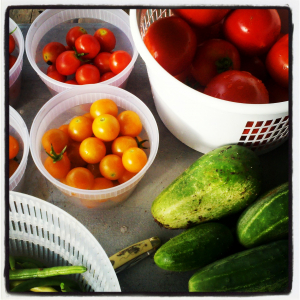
[9,191,121,292]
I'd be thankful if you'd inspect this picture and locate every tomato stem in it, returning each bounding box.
[135,137,149,149]
[215,57,233,74]
[46,144,67,163]
[72,47,91,63]
[9,27,17,35]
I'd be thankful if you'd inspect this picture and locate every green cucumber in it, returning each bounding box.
[154,222,234,272]
[151,145,262,229]
[188,239,289,292]
[237,182,289,248]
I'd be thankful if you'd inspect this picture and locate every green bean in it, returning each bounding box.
[9,280,24,290]
[9,265,87,280]
[60,282,74,292]
[13,256,45,268]
[9,256,16,271]
[30,286,58,292]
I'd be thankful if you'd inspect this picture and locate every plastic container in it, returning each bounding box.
[9,191,121,292]
[30,84,159,209]
[25,9,138,96]
[129,9,289,155]
[9,106,30,191]
[9,18,24,106]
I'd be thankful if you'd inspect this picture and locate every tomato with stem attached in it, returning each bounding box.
[65,167,94,189]
[117,111,142,137]
[9,135,19,159]
[99,154,125,180]
[79,137,106,164]
[42,128,69,154]
[94,28,116,52]
[75,34,101,60]
[55,50,86,76]
[68,116,93,142]
[92,114,120,142]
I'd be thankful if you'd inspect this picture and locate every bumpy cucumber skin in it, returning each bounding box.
[154,222,234,272]
[188,239,289,292]
[237,182,289,248]
[151,145,262,229]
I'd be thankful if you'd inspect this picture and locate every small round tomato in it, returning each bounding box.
[111,136,138,157]
[122,147,148,173]
[82,112,94,120]
[94,28,116,52]
[240,55,267,82]
[75,34,101,60]
[42,42,66,65]
[91,177,114,190]
[100,72,115,82]
[93,52,112,73]
[118,170,137,184]
[9,34,15,54]
[90,98,118,119]
[58,124,69,136]
[42,128,69,154]
[66,167,94,189]
[79,137,106,164]
[55,51,81,76]
[92,114,120,142]
[44,153,71,179]
[204,70,269,104]
[191,21,224,45]
[9,159,19,178]
[47,65,67,82]
[65,79,78,85]
[9,55,17,70]
[75,64,100,85]
[66,140,87,168]
[109,50,131,75]
[117,111,142,137]
[9,135,19,159]
[99,154,125,180]
[87,163,102,178]
[68,116,93,142]
[143,16,197,76]
[66,26,87,49]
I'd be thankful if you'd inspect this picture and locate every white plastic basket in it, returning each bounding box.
[29,84,159,209]
[9,106,30,191]
[9,191,121,292]
[25,9,138,96]
[9,18,24,106]
[129,9,289,155]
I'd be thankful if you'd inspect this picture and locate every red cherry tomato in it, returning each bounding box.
[9,34,15,54]
[240,56,267,82]
[65,79,78,85]
[66,26,87,49]
[223,9,281,56]
[75,64,101,85]
[42,42,66,65]
[172,8,231,28]
[56,51,81,76]
[93,52,111,73]
[190,39,241,86]
[9,55,17,70]
[94,28,116,52]
[109,50,131,75]
[100,72,115,82]
[47,65,66,82]
[204,70,269,104]
[143,16,197,76]
[265,34,289,88]
[75,34,101,60]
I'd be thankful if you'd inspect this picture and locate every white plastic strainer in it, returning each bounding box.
[9,191,121,292]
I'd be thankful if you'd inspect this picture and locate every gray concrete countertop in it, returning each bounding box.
[10,24,289,294]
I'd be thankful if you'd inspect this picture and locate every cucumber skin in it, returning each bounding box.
[237,182,289,248]
[151,145,262,229]
[188,239,289,292]
[154,222,234,272]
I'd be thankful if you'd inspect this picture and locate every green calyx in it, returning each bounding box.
[46,144,67,163]
[9,27,17,35]
[72,47,90,63]
[135,137,149,149]
[215,57,233,74]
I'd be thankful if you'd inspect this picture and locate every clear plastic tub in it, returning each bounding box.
[9,18,24,106]
[129,9,289,155]
[25,9,138,96]
[9,106,30,191]
[9,191,121,292]
[30,84,159,209]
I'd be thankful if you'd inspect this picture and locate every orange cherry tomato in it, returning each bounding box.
[42,128,69,154]
[90,99,118,119]
[44,153,71,179]
[111,136,138,157]
[79,137,106,164]
[66,167,94,189]
[122,147,148,173]
[87,163,102,178]
[99,154,125,180]
[66,140,87,169]
[9,159,19,178]
[58,124,70,137]
[92,114,120,142]
[117,111,143,137]
[9,135,19,159]
[68,116,93,142]
[118,170,137,184]
[83,112,94,120]
[91,177,114,190]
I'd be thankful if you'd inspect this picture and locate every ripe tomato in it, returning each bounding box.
[90,98,118,119]
[79,137,106,164]
[87,163,102,178]
[92,114,120,142]
[94,28,116,52]
[66,167,94,189]
[173,8,231,28]
[75,64,101,85]
[66,26,87,49]
[91,177,114,190]
[42,128,69,154]
[9,55,17,70]
[240,55,267,82]
[82,112,94,120]
[9,34,15,54]
[9,135,19,159]
[100,72,115,82]
[223,9,281,56]
[109,50,131,75]
[58,124,69,136]
[190,39,241,86]
[66,140,87,168]
[99,154,125,180]
[265,34,289,88]
[47,65,67,82]
[9,159,19,178]
[68,116,93,142]
[118,170,137,184]
[44,153,71,180]
[56,51,81,76]
[117,111,142,137]
[93,52,112,74]
[42,42,66,65]
[122,147,148,173]
[111,136,138,157]
[191,21,224,45]
[204,70,269,104]
[143,16,197,76]
[75,34,101,60]
[65,79,78,85]
[264,78,289,103]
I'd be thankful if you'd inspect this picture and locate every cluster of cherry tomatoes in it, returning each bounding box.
[144,9,289,104]
[42,98,149,190]
[9,28,17,70]
[43,26,132,85]
[9,135,20,178]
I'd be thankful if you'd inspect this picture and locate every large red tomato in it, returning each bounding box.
[223,9,281,56]
[204,70,269,104]
[172,9,231,28]
[265,34,289,88]
[143,16,197,76]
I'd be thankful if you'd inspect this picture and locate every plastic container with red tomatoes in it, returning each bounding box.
[29,85,159,209]
[25,9,138,96]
